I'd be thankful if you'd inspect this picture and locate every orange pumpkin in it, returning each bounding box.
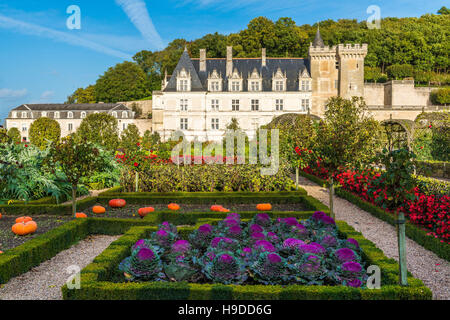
[138,207,154,218]
[219,208,230,213]
[167,203,180,211]
[75,212,87,218]
[12,221,37,236]
[0,251,3,254]
[109,199,126,208]
[15,216,33,223]
[256,203,272,211]
[0,213,2,219]
[211,205,223,212]
[92,206,106,214]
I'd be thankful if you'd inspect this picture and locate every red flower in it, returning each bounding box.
[134,162,139,167]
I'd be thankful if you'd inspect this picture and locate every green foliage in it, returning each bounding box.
[7,127,21,143]
[142,130,160,148]
[430,123,450,161]
[120,124,141,153]
[437,6,450,15]
[76,113,119,151]
[79,148,121,189]
[29,117,61,150]
[94,61,151,102]
[386,64,415,80]
[364,67,387,83]
[120,161,296,192]
[373,148,417,211]
[0,142,73,202]
[65,85,96,104]
[130,103,143,118]
[315,97,382,176]
[431,88,450,105]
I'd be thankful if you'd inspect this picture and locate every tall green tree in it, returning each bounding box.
[315,97,382,218]
[94,61,151,102]
[29,117,61,149]
[120,124,141,153]
[7,127,21,143]
[76,113,119,151]
[66,85,96,104]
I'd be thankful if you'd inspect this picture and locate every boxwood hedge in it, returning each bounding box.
[61,216,432,300]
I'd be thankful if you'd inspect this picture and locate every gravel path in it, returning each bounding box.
[297,175,450,300]
[0,235,119,300]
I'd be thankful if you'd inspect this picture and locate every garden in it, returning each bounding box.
[0,101,448,300]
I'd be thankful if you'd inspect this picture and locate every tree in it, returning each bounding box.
[7,127,21,143]
[386,64,415,80]
[49,136,104,216]
[431,88,450,105]
[143,130,160,148]
[120,124,141,153]
[315,97,382,218]
[94,61,151,102]
[65,85,96,104]
[130,103,143,118]
[76,113,119,151]
[29,117,61,149]
[373,148,417,285]
[437,6,450,15]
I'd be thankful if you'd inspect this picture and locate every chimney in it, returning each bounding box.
[200,49,206,72]
[226,46,233,77]
[261,48,266,67]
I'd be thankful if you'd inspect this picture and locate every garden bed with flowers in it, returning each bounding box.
[62,212,432,300]
[299,169,450,261]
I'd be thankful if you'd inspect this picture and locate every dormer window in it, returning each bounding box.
[68,111,73,119]
[231,81,240,92]
[248,68,262,92]
[272,68,286,92]
[299,69,312,92]
[228,68,243,92]
[41,111,47,117]
[122,111,128,119]
[81,111,86,119]
[177,68,191,92]
[207,69,222,92]
[12,112,17,118]
[112,111,118,118]
[54,111,60,119]
[21,112,27,118]
[301,80,311,91]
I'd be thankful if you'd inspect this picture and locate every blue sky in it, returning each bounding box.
[0,0,447,124]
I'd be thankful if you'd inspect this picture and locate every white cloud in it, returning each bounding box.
[0,14,133,60]
[115,0,165,49]
[0,88,28,99]
[40,90,54,100]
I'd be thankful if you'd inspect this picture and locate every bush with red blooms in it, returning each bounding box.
[303,164,449,243]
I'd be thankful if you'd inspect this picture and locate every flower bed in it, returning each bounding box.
[303,165,449,244]
[62,213,432,300]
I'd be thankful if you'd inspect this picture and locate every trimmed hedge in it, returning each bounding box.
[0,196,98,215]
[416,160,450,179]
[62,216,432,300]
[299,171,450,262]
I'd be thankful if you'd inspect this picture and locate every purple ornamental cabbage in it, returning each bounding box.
[249,224,264,234]
[210,237,239,251]
[251,232,266,241]
[267,232,280,244]
[189,224,214,249]
[312,211,326,221]
[250,252,287,285]
[299,243,325,255]
[160,221,178,234]
[119,246,163,281]
[283,238,305,249]
[335,248,356,262]
[203,252,247,284]
[320,235,338,248]
[342,261,362,273]
[253,240,276,252]
[253,213,272,227]
[346,238,360,250]
[171,240,191,254]
[346,278,362,288]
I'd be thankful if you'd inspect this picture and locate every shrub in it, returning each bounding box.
[29,117,61,150]
[431,88,450,105]
[386,64,414,80]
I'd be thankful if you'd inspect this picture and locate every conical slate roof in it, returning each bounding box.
[312,26,324,47]
[164,49,204,91]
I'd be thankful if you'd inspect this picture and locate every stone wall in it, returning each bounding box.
[119,100,152,117]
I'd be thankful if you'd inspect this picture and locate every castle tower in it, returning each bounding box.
[308,27,368,115]
[308,27,339,116]
[337,43,368,99]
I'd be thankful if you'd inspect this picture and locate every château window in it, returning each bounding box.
[112,111,118,118]
[251,99,259,111]
[123,123,128,130]
[301,99,310,112]
[210,81,220,92]
[231,81,240,92]
[68,111,73,119]
[12,112,17,118]
[122,111,128,119]
[22,112,27,118]
[81,111,86,119]
[250,81,260,92]
[180,99,188,111]
[232,99,240,111]
[301,80,310,91]
[68,123,73,132]
[54,112,60,119]
[22,124,27,132]
[211,118,219,130]
[211,99,219,111]
[275,81,284,91]
[180,118,188,130]
[276,99,284,111]
[178,79,189,91]
[41,111,47,117]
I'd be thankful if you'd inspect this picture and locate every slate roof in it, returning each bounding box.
[312,27,325,47]
[164,50,310,92]
[11,103,129,111]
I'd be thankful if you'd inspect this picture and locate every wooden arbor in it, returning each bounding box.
[381,118,414,152]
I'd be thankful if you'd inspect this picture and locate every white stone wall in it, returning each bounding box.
[154,91,312,141]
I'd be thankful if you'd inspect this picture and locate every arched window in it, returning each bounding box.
[68,111,73,119]
[12,112,17,118]
[54,111,60,119]
[81,111,86,119]
[21,112,27,118]
[122,111,128,119]
[112,111,118,118]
